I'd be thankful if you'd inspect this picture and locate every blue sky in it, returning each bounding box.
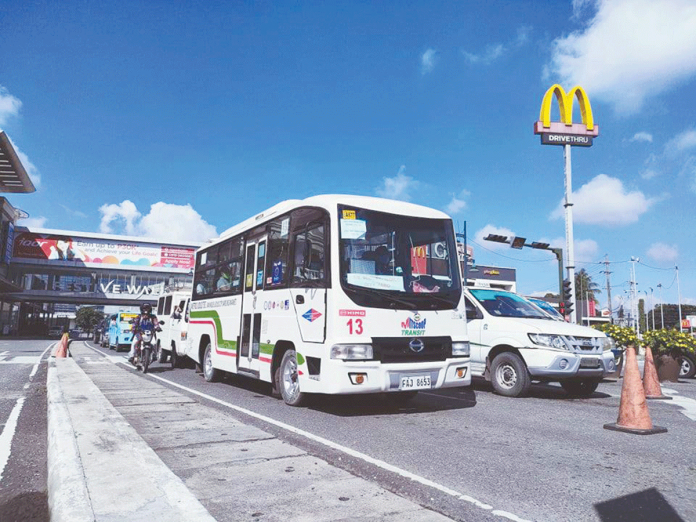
[2,0,696,313]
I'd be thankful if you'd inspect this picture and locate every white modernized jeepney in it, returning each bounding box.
[184,195,471,405]
[155,290,191,367]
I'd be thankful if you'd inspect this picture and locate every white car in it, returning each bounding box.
[464,287,616,397]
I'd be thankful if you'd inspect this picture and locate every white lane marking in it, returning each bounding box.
[661,388,696,421]
[84,343,531,521]
[0,397,25,482]
[29,344,55,380]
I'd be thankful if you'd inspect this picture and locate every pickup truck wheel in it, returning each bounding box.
[490,352,531,397]
[560,379,600,397]
[679,354,696,379]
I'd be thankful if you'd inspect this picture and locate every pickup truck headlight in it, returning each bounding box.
[600,337,616,352]
[528,333,568,350]
[331,344,373,360]
[452,341,470,357]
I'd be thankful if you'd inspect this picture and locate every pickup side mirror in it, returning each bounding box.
[466,309,479,321]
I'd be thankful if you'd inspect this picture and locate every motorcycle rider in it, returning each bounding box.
[128,303,158,365]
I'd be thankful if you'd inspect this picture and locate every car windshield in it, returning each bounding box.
[338,204,461,309]
[528,298,564,321]
[469,289,551,319]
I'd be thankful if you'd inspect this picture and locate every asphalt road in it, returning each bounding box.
[84,339,696,522]
[0,338,54,522]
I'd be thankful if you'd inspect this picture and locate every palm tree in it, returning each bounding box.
[575,269,601,303]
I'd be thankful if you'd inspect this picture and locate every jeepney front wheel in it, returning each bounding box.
[560,378,600,397]
[490,352,531,398]
[203,343,220,382]
[279,350,306,407]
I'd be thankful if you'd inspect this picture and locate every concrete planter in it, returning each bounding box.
[655,355,680,382]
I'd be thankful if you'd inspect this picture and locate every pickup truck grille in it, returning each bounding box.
[371,336,451,364]
[566,336,601,353]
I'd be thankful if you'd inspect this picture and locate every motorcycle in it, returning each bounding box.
[134,325,161,374]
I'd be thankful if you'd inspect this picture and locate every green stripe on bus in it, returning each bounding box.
[190,310,237,350]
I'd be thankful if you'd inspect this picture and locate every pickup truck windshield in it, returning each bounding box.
[469,289,550,319]
[338,204,461,309]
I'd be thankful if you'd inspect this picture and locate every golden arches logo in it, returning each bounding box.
[413,246,427,258]
[539,84,594,131]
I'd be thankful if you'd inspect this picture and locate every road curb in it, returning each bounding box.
[46,354,217,521]
[47,359,95,522]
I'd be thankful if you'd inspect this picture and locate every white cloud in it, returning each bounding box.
[138,202,218,243]
[647,242,678,262]
[19,216,47,228]
[550,174,657,226]
[543,236,599,263]
[546,0,696,114]
[375,166,418,201]
[0,86,22,126]
[445,190,470,216]
[665,128,696,154]
[99,200,217,242]
[474,224,516,251]
[421,49,437,75]
[99,200,141,236]
[60,204,87,219]
[630,132,653,143]
[463,44,505,65]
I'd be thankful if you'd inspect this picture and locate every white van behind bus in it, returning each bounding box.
[156,291,191,367]
[464,287,616,397]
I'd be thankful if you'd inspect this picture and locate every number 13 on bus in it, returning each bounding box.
[184,195,471,406]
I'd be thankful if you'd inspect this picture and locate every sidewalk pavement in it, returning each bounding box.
[47,342,455,521]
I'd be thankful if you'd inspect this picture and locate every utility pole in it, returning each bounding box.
[564,144,577,323]
[657,283,664,329]
[603,254,612,323]
[630,257,640,335]
[649,287,655,330]
[677,265,683,332]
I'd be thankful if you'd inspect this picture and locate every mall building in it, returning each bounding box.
[0,131,201,335]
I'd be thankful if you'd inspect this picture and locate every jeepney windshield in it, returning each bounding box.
[338,205,461,310]
[469,289,551,319]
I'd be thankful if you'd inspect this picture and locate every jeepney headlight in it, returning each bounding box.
[331,344,373,360]
[599,336,615,352]
[452,341,470,357]
[528,333,568,350]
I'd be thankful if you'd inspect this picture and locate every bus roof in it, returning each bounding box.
[216,194,452,244]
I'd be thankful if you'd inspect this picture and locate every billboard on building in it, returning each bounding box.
[13,232,195,270]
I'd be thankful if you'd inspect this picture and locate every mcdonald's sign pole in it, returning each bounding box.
[534,84,599,323]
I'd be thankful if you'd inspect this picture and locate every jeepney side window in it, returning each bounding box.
[264,217,290,289]
[193,246,218,299]
[214,237,244,296]
[157,297,164,316]
[292,224,325,284]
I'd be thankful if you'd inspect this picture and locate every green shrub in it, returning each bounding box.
[592,323,638,348]
[642,329,696,358]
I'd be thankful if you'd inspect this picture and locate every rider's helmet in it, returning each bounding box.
[140,303,152,314]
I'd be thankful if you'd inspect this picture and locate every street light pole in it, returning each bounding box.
[650,287,655,330]
[563,144,577,323]
[677,265,683,331]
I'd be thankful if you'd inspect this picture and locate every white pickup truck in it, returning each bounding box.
[464,287,616,397]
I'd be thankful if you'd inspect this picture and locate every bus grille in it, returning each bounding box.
[371,336,451,364]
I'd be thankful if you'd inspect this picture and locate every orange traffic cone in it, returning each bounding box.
[55,333,68,358]
[604,344,667,435]
[643,345,673,400]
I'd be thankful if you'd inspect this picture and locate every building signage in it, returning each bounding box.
[4,221,14,265]
[13,232,195,270]
[540,134,593,147]
[534,84,599,147]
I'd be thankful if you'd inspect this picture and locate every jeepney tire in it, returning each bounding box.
[271,365,282,399]
[156,342,168,363]
[490,352,531,398]
[203,343,220,382]
[560,378,600,397]
[279,350,306,407]
[170,345,179,369]
[679,354,696,379]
